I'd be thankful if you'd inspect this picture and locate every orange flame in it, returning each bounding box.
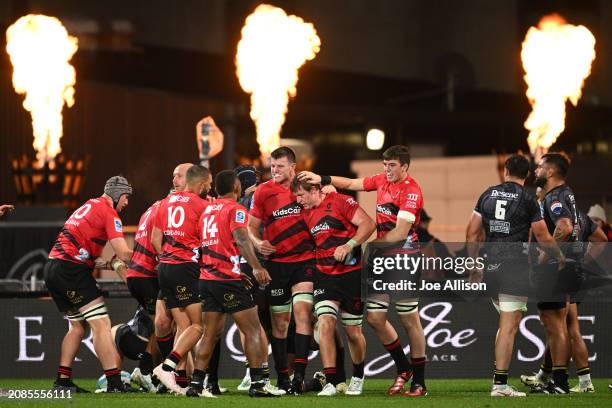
[236,4,320,161]
[521,14,595,160]
[6,15,78,166]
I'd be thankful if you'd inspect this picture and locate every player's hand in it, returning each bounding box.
[297,171,321,184]
[244,185,257,196]
[253,267,271,286]
[0,204,15,217]
[557,255,566,271]
[240,272,253,290]
[257,240,276,256]
[333,244,352,262]
[321,185,337,194]
[94,257,110,270]
[469,268,483,284]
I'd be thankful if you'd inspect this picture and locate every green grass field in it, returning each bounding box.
[1,378,611,407]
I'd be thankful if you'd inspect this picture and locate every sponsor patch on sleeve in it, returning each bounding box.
[114,218,123,232]
[235,210,246,224]
[550,201,562,215]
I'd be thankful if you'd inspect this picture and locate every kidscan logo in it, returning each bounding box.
[310,222,330,235]
[376,205,394,216]
[272,206,301,218]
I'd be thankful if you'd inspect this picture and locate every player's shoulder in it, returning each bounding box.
[401,175,423,194]
[332,191,356,204]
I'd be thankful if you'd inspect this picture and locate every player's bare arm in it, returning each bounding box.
[334,207,375,262]
[109,237,133,264]
[298,171,365,191]
[465,211,485,282]
[233,227,271,286]
[247,215,276,255]
[151,226,163,254]
[532,220,565,266]
[372,216,412,244]
[552,217,573,242]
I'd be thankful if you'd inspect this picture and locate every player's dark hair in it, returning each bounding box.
[186,164,210,185]
[215,170,239,196]
[271,146,296,163]
[383,145,411,166]
[505,154,530,179]
[290,177,321,194]
[542,152,570,178]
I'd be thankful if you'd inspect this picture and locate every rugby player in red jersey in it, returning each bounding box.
[186,170,278,398]
[291,178,375,396]
[248,147,316,393]
[151,165,211,394]
[299,145,428,396]
[44,176,134,393]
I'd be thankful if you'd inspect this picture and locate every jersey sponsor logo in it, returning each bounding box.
[376,204,395,216]
[550,201,563,215]
[489,220,510,234]
[235,210,246,224]
[114,218,123,232]
[491,190,519,199]
[310,222,330,235]
[205,203,224,214]
[272,205,302,218]
[169,195,191,203]
[346,197,357,206]
[270,288,284,297]
[314,289,325,297]
[75,248,91,262]
[405,193,419,201]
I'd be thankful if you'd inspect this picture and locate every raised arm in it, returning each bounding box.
[298,171,365,191]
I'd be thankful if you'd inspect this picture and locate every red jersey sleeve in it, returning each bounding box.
[153,199,166,229]
[399,183,423,218]
[337,194,359,222]
[229,205,249,233]
[363,173,385,192]
[250,185,265,220]
[103,207,124,240]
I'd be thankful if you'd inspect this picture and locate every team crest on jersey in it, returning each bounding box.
[550,201,563,215]
[235,210,246,223]
[114,218,123,232]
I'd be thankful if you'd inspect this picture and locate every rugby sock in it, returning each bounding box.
[336,344,346,383]
[323,367,339,386]
[271,336,289,381]
[190,369,205,390]
[104,368,122,389]
[206,340,221,384]
[250,367,264,389]
[383,338,410,376]
[411,357,426,386]
[293,333,310,381]
[262,362,270,380]
[576,367,592,385]
[139,351,153,375]
[175,369,189,388]
[162,350,182,372]
[157,332,174,360]
[537,363,552,380]
[57,365,72,380]
[353,361,365,379]
[552,366,569,387]
[493,369,509,385]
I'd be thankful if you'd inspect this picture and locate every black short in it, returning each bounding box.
[485,258,530,297]
[44,259,102,316]
[199,279,255,314]
[241,262,271,331]
[314,269,363,317]
[533,262,580,310]
[127,277,159,315]
[158,262,200,309]
[266,260,315,306]
[115,324,147,361]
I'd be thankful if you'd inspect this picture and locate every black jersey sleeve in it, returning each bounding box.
[545,190,573,224]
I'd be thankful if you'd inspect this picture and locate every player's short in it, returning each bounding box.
[127,277,159,315]
[533,261,580,310]
[240,262,271,331]
[158,262,200,309]
[313,269,363,325]
[265,259,315,306]
[199,279,255,314]
[44,258,102,317]
[485,258,530,298]
[114,323,147,360]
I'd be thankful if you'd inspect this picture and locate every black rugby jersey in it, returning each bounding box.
[126,306,154,339]
[474,182,542,242]
[540,184,581,259]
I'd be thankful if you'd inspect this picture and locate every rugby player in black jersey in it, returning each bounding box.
[466,154,564,397]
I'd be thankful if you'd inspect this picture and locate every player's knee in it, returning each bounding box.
[341,311,363,328]
[192,323,204,336]
[155,314,172,336]
[292,292,314,311]
[396,301,419,316]
[80,303,110,326]
[345,327,364,343]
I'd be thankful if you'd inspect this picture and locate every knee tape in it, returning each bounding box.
[314,300,339,320]
[396,300,419,315]
[366,298,389,313]
[341,311,363,327]
[81,303,108,321]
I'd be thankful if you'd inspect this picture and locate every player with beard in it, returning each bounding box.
[466,154,564,397]
[248,147,316,393]
[151,165,211,395]
[529,153,581,394]
[45,176,134,393]
[299,145,427,396]
[291,178,375,396]
[187,170,278,398]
